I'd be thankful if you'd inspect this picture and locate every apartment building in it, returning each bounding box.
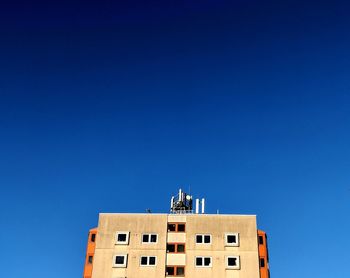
[83,190,270,278]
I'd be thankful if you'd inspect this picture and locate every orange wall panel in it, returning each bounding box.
[258,230,269,278]
[83,228,97,278]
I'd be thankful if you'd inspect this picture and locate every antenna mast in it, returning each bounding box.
[170,188,206,214]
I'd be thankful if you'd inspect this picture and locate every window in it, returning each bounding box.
[88,255,93,264]
[258,235,264,245]
[140,256,157,266]
[167,244,175,253]
[167,243,185,253]
[177,244,185,253]
[196,234,211,244]
[115,231,130,245]
[225,233,239,247]
[260,258,265,268]
[177,224,185,232]
[195,257,212,267]
[166,266,175,275]
[113,254,128,268]
[168,224,176,232]
[142,233,158,243]
[90,233,96,242]
[176,266,185,276]
[166,266,185,276]
[167,223,186,232]
[226,256,240,269]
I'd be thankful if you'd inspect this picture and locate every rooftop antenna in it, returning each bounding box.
[170,188,207,214]
[195,198,206,214]
[170,188,193,214]
[201,198,205,214]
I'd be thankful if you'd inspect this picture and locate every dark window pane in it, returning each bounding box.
[118,233,127,242]
[204,257,211,266]
[90,234,96,242]
[204,235,211,243]
[177,244,185,253]
[88,256,93,264]
[196,257,203,266]
[259,235,264,245]
[227,235,236,243]
[149,256,156,265]
[142,234,149,242]
[196,235,202,243]
[140,256,148,265]
[260,258,265,267]
[166,266,175,275]
[167,244,175,253]
[168,224,176,232]
[176,267,185,275]
[115,256,125,264]
[150,234,157,242]
[177,224,185,232]
[228,257,237,266]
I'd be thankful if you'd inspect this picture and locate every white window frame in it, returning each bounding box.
[195,256,212,267]
[141,233,158,244]
[195,234,212,244]
[113,254,128,268]
[115,231,130,245]
[226,255,240,269]
[140,255,157,266]
[225,233,239,247]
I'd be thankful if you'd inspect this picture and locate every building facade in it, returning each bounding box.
[83,191,270,278]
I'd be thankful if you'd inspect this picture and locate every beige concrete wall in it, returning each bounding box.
[92,213,168,278]
[167,215,187,223]
[185,214,260,278]
[92,213,260,278]
[166,253,186,265]
[167,233,186,243]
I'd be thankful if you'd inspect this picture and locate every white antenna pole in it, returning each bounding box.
[179,189,182,201]
[195,199,199,214]
[170,196,174,210]
[201,198,205,214]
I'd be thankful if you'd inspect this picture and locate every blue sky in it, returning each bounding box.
[1,1,350,277]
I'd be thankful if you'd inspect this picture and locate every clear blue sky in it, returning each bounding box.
[1,0,350,277]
